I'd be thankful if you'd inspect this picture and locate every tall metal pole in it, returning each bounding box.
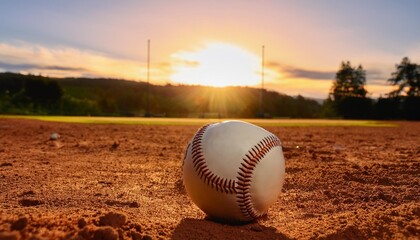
[146,39,150,117]
[260,45,265,116]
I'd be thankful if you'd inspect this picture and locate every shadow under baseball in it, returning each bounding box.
[171,218,291,240]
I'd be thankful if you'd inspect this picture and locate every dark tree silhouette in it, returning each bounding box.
[388,57,420,97]
[382,57,420,120]
[329,61,371,119]
[331,61,367,101]
[25,77,63,104]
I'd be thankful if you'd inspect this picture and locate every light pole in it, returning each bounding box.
[259,45,265,117]
[146,39,151,117]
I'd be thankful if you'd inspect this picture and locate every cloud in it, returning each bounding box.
[267,61,394,87]
[366,69,390,86]
[366,69,385,79]
[265,61,397,98]
[285,68,335,80]
[0,41,171,83]
[0,61,85,72]
[267,61,335,80]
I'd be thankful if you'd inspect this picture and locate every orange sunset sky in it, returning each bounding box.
[1,1,420,99]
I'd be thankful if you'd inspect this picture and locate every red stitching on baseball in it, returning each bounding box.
[236,135,281,219]
[186,123,282,219]
[189,124,237,194]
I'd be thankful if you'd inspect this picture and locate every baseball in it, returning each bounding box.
[182,120,285,222]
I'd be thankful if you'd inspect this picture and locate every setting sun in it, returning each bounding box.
[170,42,262,87]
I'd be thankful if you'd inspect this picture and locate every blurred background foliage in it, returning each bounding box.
[0,57,419,119]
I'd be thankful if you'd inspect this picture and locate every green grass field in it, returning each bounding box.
[0,115,398,127]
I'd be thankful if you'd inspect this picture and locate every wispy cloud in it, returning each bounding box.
[366,69,390,86]
[266,61,398,98]
[267,62,335,80]
[0,61,85,72]
[0,41,171,83]
[268,60,394,87]
[367,69,386,80]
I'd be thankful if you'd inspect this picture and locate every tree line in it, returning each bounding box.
[0,56,418,119]
[324,57,419,120]
[0,73,320,118]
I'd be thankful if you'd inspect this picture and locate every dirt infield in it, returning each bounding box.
[0,118,419,239]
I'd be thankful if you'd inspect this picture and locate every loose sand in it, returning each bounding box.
[0,118,419,239]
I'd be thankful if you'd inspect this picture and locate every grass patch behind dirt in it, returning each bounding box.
[0,115,397,127]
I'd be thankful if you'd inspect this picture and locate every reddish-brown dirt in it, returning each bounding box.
[0,118,419,240]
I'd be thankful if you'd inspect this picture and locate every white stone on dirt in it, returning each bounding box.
[50,133,60,140]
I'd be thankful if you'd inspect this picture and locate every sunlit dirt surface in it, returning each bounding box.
[0,118,419,239]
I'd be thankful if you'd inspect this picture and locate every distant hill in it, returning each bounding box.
[0,72,321,118]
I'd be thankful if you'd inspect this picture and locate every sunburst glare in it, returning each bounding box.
[170,42,262,87]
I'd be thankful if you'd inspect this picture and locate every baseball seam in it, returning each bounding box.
[187,124,281,219]
[236,135,281,218]
[190,124,237,194]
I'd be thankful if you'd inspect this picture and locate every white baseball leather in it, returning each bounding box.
[183,120,285,222]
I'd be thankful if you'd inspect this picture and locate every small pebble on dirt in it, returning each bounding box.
[0,162,12,167]
[50,133,60,140]
[111,142,119,150]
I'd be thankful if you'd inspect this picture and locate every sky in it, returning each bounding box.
[1,0,420,99]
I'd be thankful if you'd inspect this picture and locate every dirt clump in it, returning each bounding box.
[98,212,127,228]
[10,217,28,231]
